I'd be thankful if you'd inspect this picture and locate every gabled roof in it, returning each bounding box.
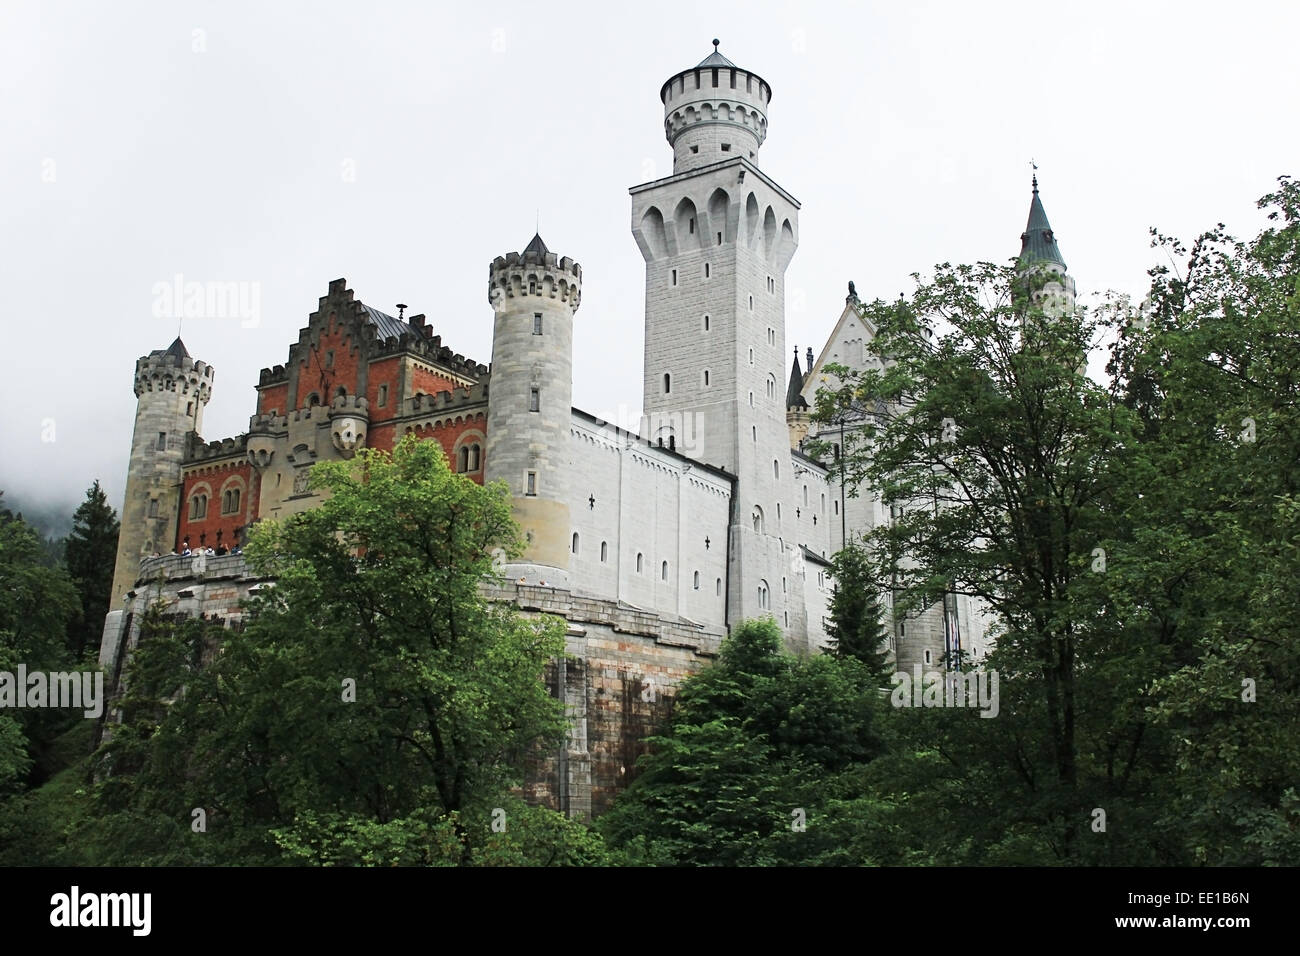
[1018,176,1067,270]
[802,298,879,405]
[786,348,808,410]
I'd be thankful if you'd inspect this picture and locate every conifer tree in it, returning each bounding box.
[64,481,119,662]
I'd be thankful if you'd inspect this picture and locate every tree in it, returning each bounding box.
[809,259,1168,862]
[599,618,885,865]
[825,540,892,683]
[90,434,574,864]
[0,507,80,793]
[64,480,120,662]
[1099,175,1300,864]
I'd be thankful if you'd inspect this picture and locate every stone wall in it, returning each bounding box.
[100,555,723,822]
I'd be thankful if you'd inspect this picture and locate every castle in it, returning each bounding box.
[99,43,1073,818]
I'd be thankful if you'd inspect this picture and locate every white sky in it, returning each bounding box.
[2,0,1296,519]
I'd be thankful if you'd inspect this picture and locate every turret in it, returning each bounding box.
[660,39,772,174]
[1017,174,1076,317]
[786,345,811,447]
[484,234,582,587]
[109,337,214,606]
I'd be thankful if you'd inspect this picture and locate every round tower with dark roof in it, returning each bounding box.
[660,39,772,174]
[109,337,214,607]
[484,234,582,587]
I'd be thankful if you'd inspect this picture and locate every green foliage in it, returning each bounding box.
[88,435,575,865]
[825,541,893,683]
[0,507,81,794]
[64,481,119,663]
[599,618,885,865]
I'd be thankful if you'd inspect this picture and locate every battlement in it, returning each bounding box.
[186,433,249,463]
[134,353,214,400]
[257,364,288,387]
[370,333,489,379]
[248,411,288,434]
[403,382,489,416]
[328,395,370,417]
[488,250,582,313]
[658,47,771,174]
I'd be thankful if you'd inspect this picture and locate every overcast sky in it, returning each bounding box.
[2,0,1296,522]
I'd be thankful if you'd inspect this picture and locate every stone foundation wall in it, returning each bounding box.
[100,555,725,821]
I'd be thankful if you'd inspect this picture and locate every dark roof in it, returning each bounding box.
[149,337,190,362]
[361,304,410,341]
[1018,176,1067,270]
[697,49,736,68]
[523,232,550,257]
[786,348,808,410]
[801,545,832,568]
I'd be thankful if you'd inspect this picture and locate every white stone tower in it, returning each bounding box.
[630,41,801,637]
[109,338,213,607]
[484,234,582,587]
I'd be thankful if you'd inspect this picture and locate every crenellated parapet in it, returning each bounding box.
[134,352,214,402]
[488,249,583,314]
[371,329,489,380]
[402,382,488,417]
[185,433,249,464]
[257,364,288,387]
[328,394,369,457]
[658,44,772,174]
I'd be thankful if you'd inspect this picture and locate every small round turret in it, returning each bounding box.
[484,234,581,587]
[660,40,771,174]
[110,337,214,607]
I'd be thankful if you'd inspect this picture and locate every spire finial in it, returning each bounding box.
[713,38,720,52]
[1031,159,1039,193]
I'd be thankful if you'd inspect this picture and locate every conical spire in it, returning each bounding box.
[523,232,550,257]
[1018,175,1067,271]
[150,336,190,363]
[697,38,737,68]
[786,346,808,410]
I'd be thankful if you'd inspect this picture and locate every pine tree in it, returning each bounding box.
[825,542,892,683]
[64,481,119,662]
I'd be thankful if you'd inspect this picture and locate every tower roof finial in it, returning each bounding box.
[1018,170,1066,270]
[1031,159,1039,193]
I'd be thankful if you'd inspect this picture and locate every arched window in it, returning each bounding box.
[715,577,722,596]
[636,552,643,573]
[661,560,668,581]
[469,444,481,471]
[221,488,241,515]
[693,570,700,590]
[572,532,579,554]
[767,375,776,399]
[758,580,770,609]
[664,373,671,394]
[773,459,780,479]
[458,446,470,473]
[600,541,608,562]
[189,493,207,520]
